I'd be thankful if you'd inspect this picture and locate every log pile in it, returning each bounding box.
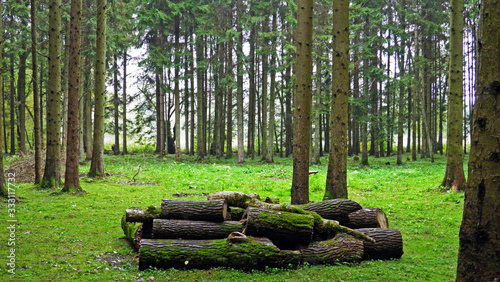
[122,191,403,271]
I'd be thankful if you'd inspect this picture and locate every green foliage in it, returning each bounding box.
[0,153,463,280]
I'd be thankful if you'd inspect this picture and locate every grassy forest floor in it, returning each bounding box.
[0,151,464,281]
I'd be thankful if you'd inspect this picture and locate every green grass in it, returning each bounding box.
[0,153,464,281]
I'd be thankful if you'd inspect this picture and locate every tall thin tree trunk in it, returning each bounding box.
[291,0,313,205]
[236,0,245,163]
[89,0,106,178]
[442,0,466,191]
[42,0,63,187]
[196,34,206,159]
[17,47,29,156]
[31,0,42,182]
[174,15,181,161]
[122,51,128,154]
[325,0,349,199]
[0,0,5,194]
[9,57,15,155]
[113,54,120,155]
[63,0,82,192]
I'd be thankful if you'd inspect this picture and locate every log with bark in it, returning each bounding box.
[121,215,143,250]
[152,219,244,239]
[301,234,364,265]
[160,199,231,222]
[139,236,302,270]
[302,199,362,225]
[356,228,404,260]
[125,206,161,224]
[347,207,389,229]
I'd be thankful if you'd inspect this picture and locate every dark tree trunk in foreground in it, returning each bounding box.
[89,0,106,178]
[457,0,500,280]
[42,0,63,187]
[291,0,313,205]
[63,0,83,192]
[325,0,349,200]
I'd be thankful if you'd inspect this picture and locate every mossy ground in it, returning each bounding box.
[0,152,463,281]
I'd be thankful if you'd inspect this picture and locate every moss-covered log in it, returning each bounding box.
[245,207,314,249]
[302,234,364,265]
[229,206,246,220]
[160,199,231,222]
[152,219,244,239]
[138,237,301,270]
[347,207,389,229]
[125,206,161,224]
[207,191,261,208]
[121,215,143,250]
[302,199,362,225]
[356,228,404,260]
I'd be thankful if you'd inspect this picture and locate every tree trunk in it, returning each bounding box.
[0,0,4,194]
[291,0,313,205]
[325,0,349,200]
[42,0,63,187]
[9,57,15,155]
[196,33,206,159]
[89,0,106,178]
[347,207,388,229]
[442,0,466,191]
[266,13,277,164]
[62,0,82,192]
[152,219,243,239]
[31,0,42,182]
[139,237,301,271]
[356,228,404,260]
[17,48,29,156]
[125,206,161,224]
[161,199,231,222]
[302,199,362,225]
[456,0,500,279]
[84,58,93,160]
[122,51,128,154]
[174,15,181,161]
[112,54,120,155]
[236,0,245,163]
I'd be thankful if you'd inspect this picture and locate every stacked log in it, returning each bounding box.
[122,192,403,271]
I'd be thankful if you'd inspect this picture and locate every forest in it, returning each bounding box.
[0,0,499,281]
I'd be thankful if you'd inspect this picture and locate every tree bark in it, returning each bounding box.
[112,54,120,155]
[347,207,388,229]
[42,0,63,187]
[245,207,315,249]
[291,0,313,205]
[174,15,181,161]
[17,48,29,156]
[31,0,42,182]
[236,0,245,163]
[325,0,349,200]
[456,0,500,279]
[356,228,404,260]
[152,219,243,240]
[0,0,4,194]
[302,234,363,265]
[302,199,362,225]
[139,237,301,271]
[63,0,83,192]
[442,0,466,191]
[161,199,230,222]
[122,51,128,154]
[89,0,107,178]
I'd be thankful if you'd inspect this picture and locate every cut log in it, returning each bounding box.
[356,228,404,260]
[138,237,301,270]
[207,191,261,208]
[302,234,364,265]
[160,199,230,222]
[347,207,389,229]
[245,207,314,249]
[302,199,362,225]
[125,206,161,223]
[152,219,244,239]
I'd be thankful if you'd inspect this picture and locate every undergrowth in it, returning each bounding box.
[0,153,464,281]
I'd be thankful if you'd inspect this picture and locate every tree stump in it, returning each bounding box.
[347,207,389,229]
[160,199,231,221]
[356,228,404,260]
[152,219,244,239]
[139,237,301,270]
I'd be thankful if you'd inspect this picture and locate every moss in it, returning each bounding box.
[145,205,161,218]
